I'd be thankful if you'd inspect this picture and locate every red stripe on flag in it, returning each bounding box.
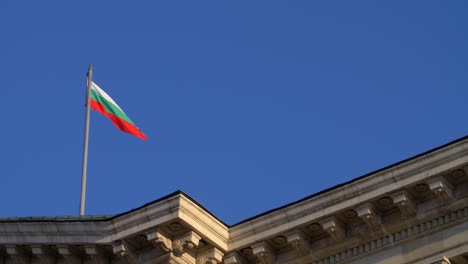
[90,100,147,140]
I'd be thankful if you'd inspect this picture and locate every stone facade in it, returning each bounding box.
[1,137,468,264]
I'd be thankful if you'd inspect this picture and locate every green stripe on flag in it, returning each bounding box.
[90,89,134,125]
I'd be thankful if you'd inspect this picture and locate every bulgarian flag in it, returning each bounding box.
[89,81,147,140]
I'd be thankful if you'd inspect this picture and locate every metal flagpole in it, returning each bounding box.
[80,64,93,216]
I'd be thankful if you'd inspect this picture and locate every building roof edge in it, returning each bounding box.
[231,135,468,226]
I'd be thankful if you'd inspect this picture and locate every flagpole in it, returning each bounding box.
[80,64,93,216]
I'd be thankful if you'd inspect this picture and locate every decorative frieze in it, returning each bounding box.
[390,190,416,219]
[251,241,275,264]
[427,177,454,204]
[319,216,346,242]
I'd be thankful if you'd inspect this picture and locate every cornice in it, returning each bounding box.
[0,221,109,244]
[177,194,229,251]
[309,203,468,264]
[107,193,181,241]
[227,137,468,250]
[0,192,229,247]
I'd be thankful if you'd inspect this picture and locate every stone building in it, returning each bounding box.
[1,136,468,264]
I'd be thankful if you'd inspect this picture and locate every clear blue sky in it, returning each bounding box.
[1,1,467,225]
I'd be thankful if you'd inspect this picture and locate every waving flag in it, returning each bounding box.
[89,81,147,140]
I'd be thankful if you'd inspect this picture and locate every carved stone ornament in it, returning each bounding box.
[172,231,202,257]
[251,241,275,264]
[414,183,428,193]
[452,169,466,180]
[6,245,29,264]
[308,223,322,233]
[112,242,126,257]
[427,177,453,204]
[85,246,109,264]
[356,203,381,230]
[430,256,452,264]
[196,247,224,264]
[112,241,137,264]
[378,196,393,206]
[285,230,310,256]
[169,222,184,232]
[223,252,248,264]
[343,209,357,219]
[31,246,55,264]
[146,227,173,253]
[273,235,287,246]
[241,247,253,255]
[319,216,346,242]
[462,166,468,179]
[57,246,81,264]
[390,190,416,219]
